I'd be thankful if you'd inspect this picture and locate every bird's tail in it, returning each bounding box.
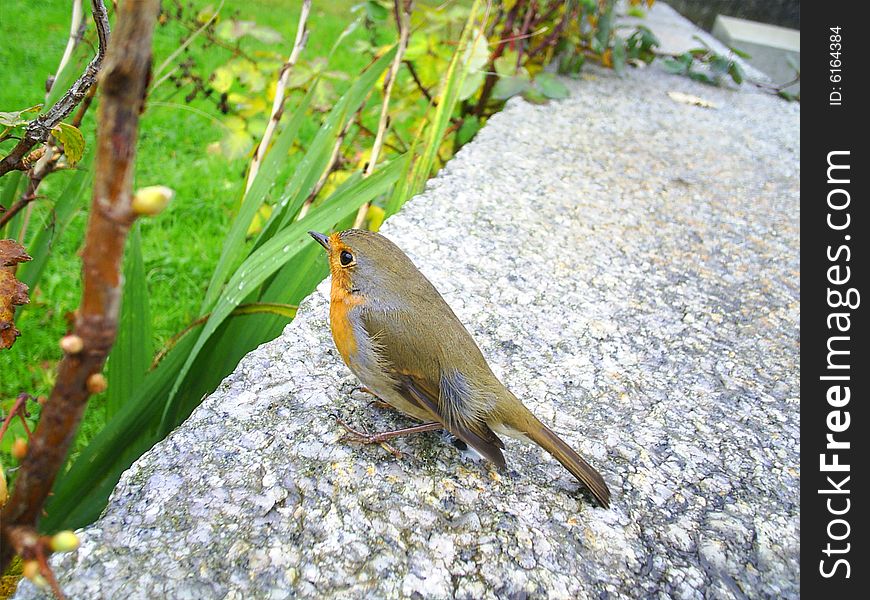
[502,400,611,508]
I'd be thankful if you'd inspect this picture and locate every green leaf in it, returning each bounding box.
[494,52,520,77]
[688,71,716,85]
[612,36,626,76]
[729,61,744,85]
[365,0,388,21]
[662,57,688,74]
[0,104,41,127]
[521,87,548,104]
[202,84,317,311]
[1,171,25,238]
[492,75,531,100]
[106,222,153,418]
[248,25,284,44]
[51,122,86,166]
[710,55,731,77]
[216,19,256,42]
[729,45,752,59]
[535,72,569,99]
[456,117,481,146]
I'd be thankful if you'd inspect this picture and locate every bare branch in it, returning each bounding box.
[0,0,110,177]
[0,0,161,574]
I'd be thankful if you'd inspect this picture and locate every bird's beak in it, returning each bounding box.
[308,230,330,250]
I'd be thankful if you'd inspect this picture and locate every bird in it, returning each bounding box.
[309,228,610,507]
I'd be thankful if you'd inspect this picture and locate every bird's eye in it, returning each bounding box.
[339,250,354,266]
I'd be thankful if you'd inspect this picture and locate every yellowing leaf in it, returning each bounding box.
[51,122,85,166]
[196,4,218,24]
[366,205,386,231]
[212,66,234,93]
[667,91,719,109]
[224,115,247,132]
[220,129,253,160]
[246,203,273,237]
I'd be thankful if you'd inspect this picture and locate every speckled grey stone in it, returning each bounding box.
[15,4,799,599]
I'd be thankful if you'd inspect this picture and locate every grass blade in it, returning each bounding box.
[201,84,317,312]
[252,47,398,248]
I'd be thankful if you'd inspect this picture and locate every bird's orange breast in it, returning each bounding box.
[329,282,364,367]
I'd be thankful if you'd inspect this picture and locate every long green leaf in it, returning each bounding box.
[159,157,405,434]
[201,84,317,312]
[411,2,483,195]
[43,330,199,531]
[105,222,153,418]
[18,152,93,290]
[252,47,398,249]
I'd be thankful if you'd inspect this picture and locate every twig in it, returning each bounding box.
[0,86,98,231]
[0,0,161,574]
[0,394,34,442]
[404,59,434,104]
[151,0,225,93]
[0,0,110,177]
[353,0,412,228]
[244,0,311,194]
[297,112,357,220]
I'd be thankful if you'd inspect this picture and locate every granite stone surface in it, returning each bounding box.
[16,5,799,599]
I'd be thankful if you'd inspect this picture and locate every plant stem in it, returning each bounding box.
[353,0,412,228]
[244,0,311,194]
[0,0,161,574]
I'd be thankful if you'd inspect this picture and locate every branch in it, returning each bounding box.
[353,0,412,228]
[404,59,434,104]
[0,0,110,177]
[0,0,162,575]
[244,0,311,194]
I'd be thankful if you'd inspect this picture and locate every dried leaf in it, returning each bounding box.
[0,239,32,350]
[667,91,719,109]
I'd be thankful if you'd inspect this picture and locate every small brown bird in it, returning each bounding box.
[310,229,610,507]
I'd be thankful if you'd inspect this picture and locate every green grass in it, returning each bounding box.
[0,0,376,454]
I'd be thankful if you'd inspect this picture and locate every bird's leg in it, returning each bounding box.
[333,417,443,459]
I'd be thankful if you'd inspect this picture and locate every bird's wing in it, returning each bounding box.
[361,308,506,467]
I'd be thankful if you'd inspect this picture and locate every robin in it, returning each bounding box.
[309,229,611,507]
